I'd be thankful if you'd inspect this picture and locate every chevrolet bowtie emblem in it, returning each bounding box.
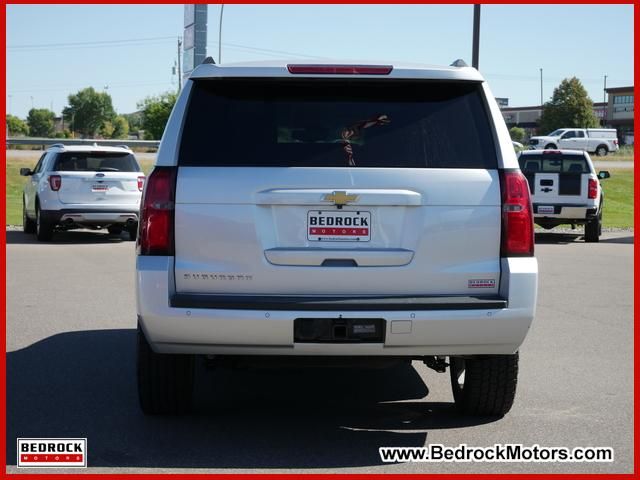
[323,191,359,206]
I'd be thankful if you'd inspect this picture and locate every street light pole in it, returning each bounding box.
[472,5,481,69]
[219,4,225,64]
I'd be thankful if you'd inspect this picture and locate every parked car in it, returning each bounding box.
[518,149,609,242]
[21,144,144,241]
[528,128,619,156]
[136,60,538,417]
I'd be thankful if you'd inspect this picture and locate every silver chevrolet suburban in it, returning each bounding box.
[135,60,538,416]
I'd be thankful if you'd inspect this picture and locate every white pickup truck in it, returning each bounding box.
[528,128,619,156]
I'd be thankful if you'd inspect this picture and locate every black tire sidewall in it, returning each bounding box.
[449,354,519,417]
[35,205,53,241]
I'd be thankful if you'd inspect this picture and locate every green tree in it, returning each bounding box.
[509,126,526,143]
[137,91,177,140]
[26,108,55,137]
[111,115,130,139]
[63,87,116,137]
[122,111,142,131]
[6,114,29,136]
[99,121,115,138]
[538,77,599,134]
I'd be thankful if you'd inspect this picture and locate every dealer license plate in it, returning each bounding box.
[307,210,371,242]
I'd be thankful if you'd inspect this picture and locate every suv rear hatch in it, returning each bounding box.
[53,151,143,205]
[173,77,503,296]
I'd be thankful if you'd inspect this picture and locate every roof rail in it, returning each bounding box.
[49,143,65,149]
[116,144,132,150]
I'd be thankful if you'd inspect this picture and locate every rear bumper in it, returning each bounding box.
[533,203,598,222]
[41,208,139,226]
[137,256,537,356]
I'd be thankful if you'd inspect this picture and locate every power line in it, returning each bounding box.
[7,81,174,94]
[207,41,327,60]
[7,35,176,50]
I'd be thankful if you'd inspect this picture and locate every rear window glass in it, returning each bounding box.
[53,152,140,172]
[519,154,590,174]
[179,79,497,169]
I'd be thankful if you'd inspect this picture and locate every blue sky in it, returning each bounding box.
[6,4,634,119]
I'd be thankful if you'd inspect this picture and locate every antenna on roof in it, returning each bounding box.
[450,59,468,68]
[202,56,215,65]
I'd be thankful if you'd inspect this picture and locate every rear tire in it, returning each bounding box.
[137,323,194,415]
[35,204,54,242]
[23,198,36,234]
[128,223,138,241]
[544,143,557,150]
[450,353,518,417]
[585,211,601,243]
[595,145,608,157]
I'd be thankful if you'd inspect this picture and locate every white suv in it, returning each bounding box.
[136,60,538,417]
[21,144,144,241]
[518,149,610,242]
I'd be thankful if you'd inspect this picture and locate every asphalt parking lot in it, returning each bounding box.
[6,228,634,474]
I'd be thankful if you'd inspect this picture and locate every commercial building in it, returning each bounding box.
[605,86,634,144]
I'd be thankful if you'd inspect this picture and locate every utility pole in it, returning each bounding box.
[472,5,481,69]
[219,4,225,64]
[539,68,543,107]
[603,74,608,126]
[177,37,183,91]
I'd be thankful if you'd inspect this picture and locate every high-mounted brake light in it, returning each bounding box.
[500,170,534,257]
[137,176,145,192]
[138,167,177,256]
[49,175,62,191]
[588,178,598,199]
[287,64,393,75]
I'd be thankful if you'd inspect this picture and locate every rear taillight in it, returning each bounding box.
[138,167,177,256]
[500,170,534,257]
[588,178,598,199]
[49,175,61,191]
[287,64,393,75]
[137,176,145,192]
[614,139,619,146]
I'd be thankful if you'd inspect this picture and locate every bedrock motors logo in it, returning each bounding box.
[17,438,87,468]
